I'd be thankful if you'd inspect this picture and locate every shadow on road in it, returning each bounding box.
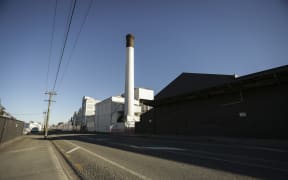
[33,133,288,179]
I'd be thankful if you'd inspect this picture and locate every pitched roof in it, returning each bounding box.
[237,64,288,81]
[155,73,235,100]
[144,64,288,106]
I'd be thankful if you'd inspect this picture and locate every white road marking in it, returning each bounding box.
[7,146,45,154]
[247,146,288,153]
[128,144,283,164]
[109,142,186,151]
[187,142,288,153]
[79,136,109,141]
[129,145,140,149]
[79,135,288,153]
[167,150,288,173]
[129,145,186,151]
[178,149,283,164]
[86,137,96,141]
[64,140,151,180]
[66,146,80,154]
[141,146,186,151]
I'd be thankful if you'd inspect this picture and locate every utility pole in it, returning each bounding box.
[44,91,56,139]
[43,111,47,133]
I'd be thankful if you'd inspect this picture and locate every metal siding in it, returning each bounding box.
[139,85,288,138]
[0,117,24,144]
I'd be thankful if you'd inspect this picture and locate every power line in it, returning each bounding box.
[62,0,74,50]
[45,0,58,91]
[11,113,43,116]
[52,0,77,91]
[57,0,94,91]
[49,0,72,91]
[43,0,76,139]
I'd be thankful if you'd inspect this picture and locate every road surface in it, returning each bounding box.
[51,133,288,179]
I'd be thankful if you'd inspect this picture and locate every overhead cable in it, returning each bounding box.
[52,0,77,91]
[57,0,94,91]
[45,0,58,91]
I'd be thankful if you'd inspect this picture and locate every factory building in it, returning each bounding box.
[63,88,153,133]
[63,34,154,133]
[29,121,42,132]
[23,121,43,134]
[74,108,82,132]
[94,88,154,133]
[136,65,288,138]
[95,96,125,133]
[81,96,100,132]
[57,121,73,132]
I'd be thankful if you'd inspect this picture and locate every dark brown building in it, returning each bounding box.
[136,65,288,138]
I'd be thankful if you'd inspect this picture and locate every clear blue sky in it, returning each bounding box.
[0,0,287,125]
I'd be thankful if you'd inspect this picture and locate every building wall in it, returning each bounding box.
[29,122,42,131]
[62,121,73,131]
[86,116,96,132]
[135,109,155,134]
[82,96,99,131]
[135,88,154,101]
[94,96,148,133]
[138,84,288,138]
[83,97,99,116]
[95,97,125,132]
[0,117,24,144]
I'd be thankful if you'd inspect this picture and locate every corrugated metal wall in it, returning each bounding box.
[137,85,288,138]
[0,117,24,144]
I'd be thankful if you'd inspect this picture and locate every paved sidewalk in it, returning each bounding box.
[0,135,77,180]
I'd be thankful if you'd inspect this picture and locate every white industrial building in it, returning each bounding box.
[95,96,125,132]
[23,121,42,134]
[81,96,100,131]
[62,34,154,134]
[92,88,154,133]
[63,88,153,133]
[62,121,73,131]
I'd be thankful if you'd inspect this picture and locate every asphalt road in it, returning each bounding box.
[51,133,288,180]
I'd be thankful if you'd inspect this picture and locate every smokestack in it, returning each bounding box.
[124,34,135,124]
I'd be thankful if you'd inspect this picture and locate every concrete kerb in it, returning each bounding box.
[50,138,83,180]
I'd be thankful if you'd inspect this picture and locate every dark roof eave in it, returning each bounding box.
[143,64,288,107]
[148,70,288,107]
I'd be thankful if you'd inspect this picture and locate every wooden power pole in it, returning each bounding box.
[44,91,56,139]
